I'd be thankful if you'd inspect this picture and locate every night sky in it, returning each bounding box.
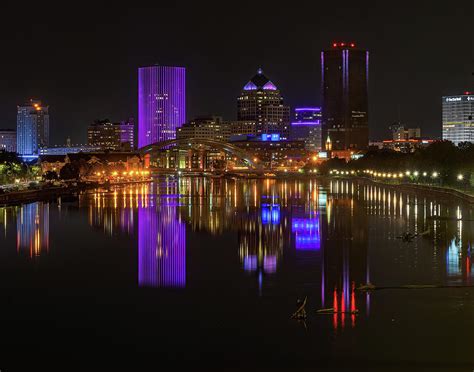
[0,2,472,145]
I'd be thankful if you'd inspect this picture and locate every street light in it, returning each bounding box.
[457,174,464,181]
[413,171,419,177]
[432,172,438,178]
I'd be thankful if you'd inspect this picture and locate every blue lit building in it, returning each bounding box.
[16,99,49,159]
[236,68,290,139]
[290,107,322,151]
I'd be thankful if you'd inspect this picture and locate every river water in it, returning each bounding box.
[0,177,473,371]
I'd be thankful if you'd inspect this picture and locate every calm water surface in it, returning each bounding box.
[1,177,474,371]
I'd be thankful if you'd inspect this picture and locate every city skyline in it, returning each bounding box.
[0,3,471,145]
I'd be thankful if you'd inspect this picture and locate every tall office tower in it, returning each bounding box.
[237,68,290,139]
[321,42,369,150]
[442,92,474,145]
[138,65,186,148]
[87,118,135,151]
[290,107,322,151]
[0,129,17,152]
[17,99,49,158]
[87,119,117,149]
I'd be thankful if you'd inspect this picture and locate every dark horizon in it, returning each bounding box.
[0,2,472,145]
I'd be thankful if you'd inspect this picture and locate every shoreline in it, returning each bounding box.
[2,174,474,206]
[329,176,474,204]
[0,179,152,207]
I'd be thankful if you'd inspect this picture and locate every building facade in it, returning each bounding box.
[17,99,49,158]
[0,129,17,152]
[390,125,421,141]
[290,107,322,151]
[381,139,434,153]
[39,144,102,155]
[176,116,231,142]
[116,118,135,150]
[321,42,369,150]
[138,65,186,148]
[442,93,474,145]
[230,135,306,168]
[236,68,290,139]
[87,118,135,151]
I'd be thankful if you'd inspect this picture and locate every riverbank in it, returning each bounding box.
[0,179,152,207]
[331,176,474,204]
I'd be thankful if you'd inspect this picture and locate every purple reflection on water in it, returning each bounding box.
[263,255,277,273]
[244,255,258,272]
[292,216,320,250]
[138,205,186,288]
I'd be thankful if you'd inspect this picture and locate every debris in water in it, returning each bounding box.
[291,296,307,320]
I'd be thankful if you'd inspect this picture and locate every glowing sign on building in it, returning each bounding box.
[261,133,281,142]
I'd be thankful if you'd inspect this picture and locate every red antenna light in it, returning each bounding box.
[332,42,337,47]
[341,42,345,47]
[350,43,355,47]
[465,91,472,95]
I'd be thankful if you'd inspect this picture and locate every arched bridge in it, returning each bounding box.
[139,138,263,170]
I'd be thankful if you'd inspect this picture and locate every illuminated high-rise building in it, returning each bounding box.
[16,99,49,158]
[442,92,474,145]
[321,42,369,150]
[138,65,186,148]
[236,68,290,139]
[290,107,322,150]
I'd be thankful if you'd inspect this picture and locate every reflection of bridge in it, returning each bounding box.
[139,138,263,170]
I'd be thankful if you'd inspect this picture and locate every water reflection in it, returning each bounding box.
[138,204,186,288]
[1,178,474,320]
[17,203,49,257]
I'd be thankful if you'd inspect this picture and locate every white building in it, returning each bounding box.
[442,93,474,145]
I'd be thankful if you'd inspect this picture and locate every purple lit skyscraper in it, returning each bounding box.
[138,65,186,148]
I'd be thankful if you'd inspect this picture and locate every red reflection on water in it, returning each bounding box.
[340,290,345,329]
[351,281,356,328]
[331,284,358,330]
[466,256,471,281]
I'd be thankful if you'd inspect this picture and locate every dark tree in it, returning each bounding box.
[43,170,59,181]
[59,163,80,180]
